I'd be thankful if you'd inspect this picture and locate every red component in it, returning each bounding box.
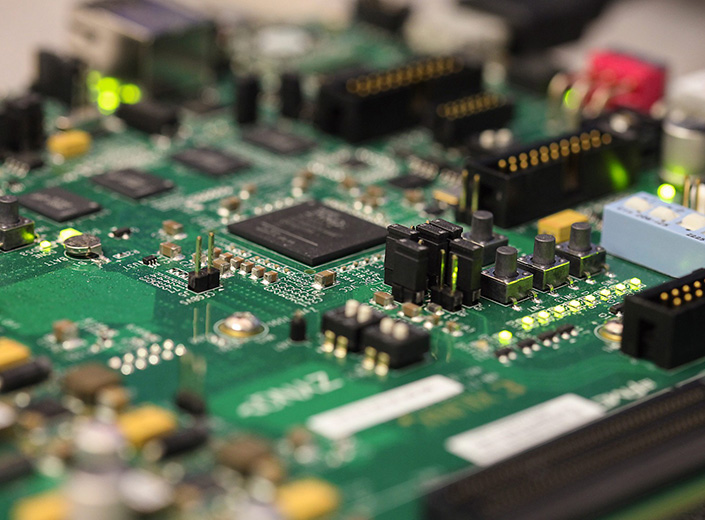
[587,50,667,113]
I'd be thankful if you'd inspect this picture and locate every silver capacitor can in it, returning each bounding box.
[661,116,705,186]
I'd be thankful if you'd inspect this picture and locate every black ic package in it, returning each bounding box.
[19,187,101,222]
[388,174,433,189]
[242,127,314,155]
[172,147,251,177]
[92,169,174,199]
[228,200,386,266]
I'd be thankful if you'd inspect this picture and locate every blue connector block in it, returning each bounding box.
[602,192,705,277]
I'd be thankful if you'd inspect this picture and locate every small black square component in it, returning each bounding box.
[228,200,386,266]
[19,187,101,222]
[92,169,174,199]
[172,147,251,177]
[242,127,314,155]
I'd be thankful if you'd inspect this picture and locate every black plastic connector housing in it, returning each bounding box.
[448,238,483,306]
[384,224,419,285]
[460,129,640,227]
[117,100,180,136]
[355,0,410,33]
[315,56,481,142]
[431,92,514,146]
[320,304,385,352]
[32,49,85,107]
[360,319,430,368]
[187,267,220,293]
[622,268,705,369]
[426,375,705,520]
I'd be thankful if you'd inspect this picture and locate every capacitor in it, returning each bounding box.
[661,116,705,186]
[289,310,307,342]
[0,357,52,393]
[235,74,260,125]
[64,233,102,258]
[280,72,303,119]
[143,425,209,461]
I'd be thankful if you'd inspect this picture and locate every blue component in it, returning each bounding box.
[602,192,705,277]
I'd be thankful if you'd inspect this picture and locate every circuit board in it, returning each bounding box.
[2,8,705,520]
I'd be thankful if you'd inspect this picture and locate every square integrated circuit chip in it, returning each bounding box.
[228,201,386,266]
[172,147,251,177]
[19,187,101,222]
[242,127,314,155]
[92,169,174,199]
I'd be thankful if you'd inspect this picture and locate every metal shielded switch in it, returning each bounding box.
[0,196,35,251]
[518,234,570,291]
[481,246,533,304]
[556,222,606,277]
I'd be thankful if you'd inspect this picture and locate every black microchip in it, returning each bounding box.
[388,174,433,189]
[172,147,251,177]
[19,187,101,222]
[143,255,158,265]
[92,168,174,199]
[228,200,386,266]
[242,126,314,155]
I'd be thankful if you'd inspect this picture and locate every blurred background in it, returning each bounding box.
[2,0,705,93]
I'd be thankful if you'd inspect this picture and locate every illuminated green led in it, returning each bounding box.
[120,84,142,105]
[599,289,611,298]
[568,300,581,309]
[630,277,642,287]
[614,283,626,292]
[498,330,513,345]
[521,316,535,328]
[657,183,676,203]
[606,153,630,191]
[584,294,597,304]
[553,305,566,315]
[537,310,550,321]
[39,240,52,250]
[97,91,120,114]
[563,88,580,110]
[97,76,120,93]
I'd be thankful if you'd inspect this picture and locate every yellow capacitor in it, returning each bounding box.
[537,209,588,243]
[47,130,91,159]
[12,492,68,520]
[277,478,341,520]
[0,337,31,371]
[118,405,176,448]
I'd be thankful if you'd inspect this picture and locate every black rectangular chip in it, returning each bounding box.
[242,126,314,155]
[228,201,386,266]
[92,169,174,199]
[172,147,251,177]
[19,187,101,222]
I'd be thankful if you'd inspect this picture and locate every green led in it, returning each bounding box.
[614,283,626,292]
[97,91,120,114]
[87,70,102,88]
[121,84,142,105]
[498,330,513,345]
[563,88,580,110]
[97,76,120,93]
[630,277,642,287]
[521,316,535,328]
[553,305,566,315]
[584,294,597,304]
[599,289,611,298]
[568,300,581,309]
[537,310,550,321]
[657,183,676,203]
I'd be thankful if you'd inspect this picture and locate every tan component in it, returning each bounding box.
[213,247,222,258]
[118,405,176,448]
[96,385,130,410]
[52,320,78,343]
[314,270,336,287]
[218,435,272,475]
[212,258,230,274]
[252,265,266,278]
[159,241,182,258]
[404,189,425,204]
[374,291,393,307]
[276,478,341,520]
[402,302,421,317]
[47,130,91,159]
[240,261,254,273]
[63,363,121,403]
[162,220,184,236]
[231,256,244,270]
[538,210,588,243]
[0,337,31,371]
[12,491,69,520]
[432,189,459,206]
[264,271,278,283]
[220,196,241,212]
